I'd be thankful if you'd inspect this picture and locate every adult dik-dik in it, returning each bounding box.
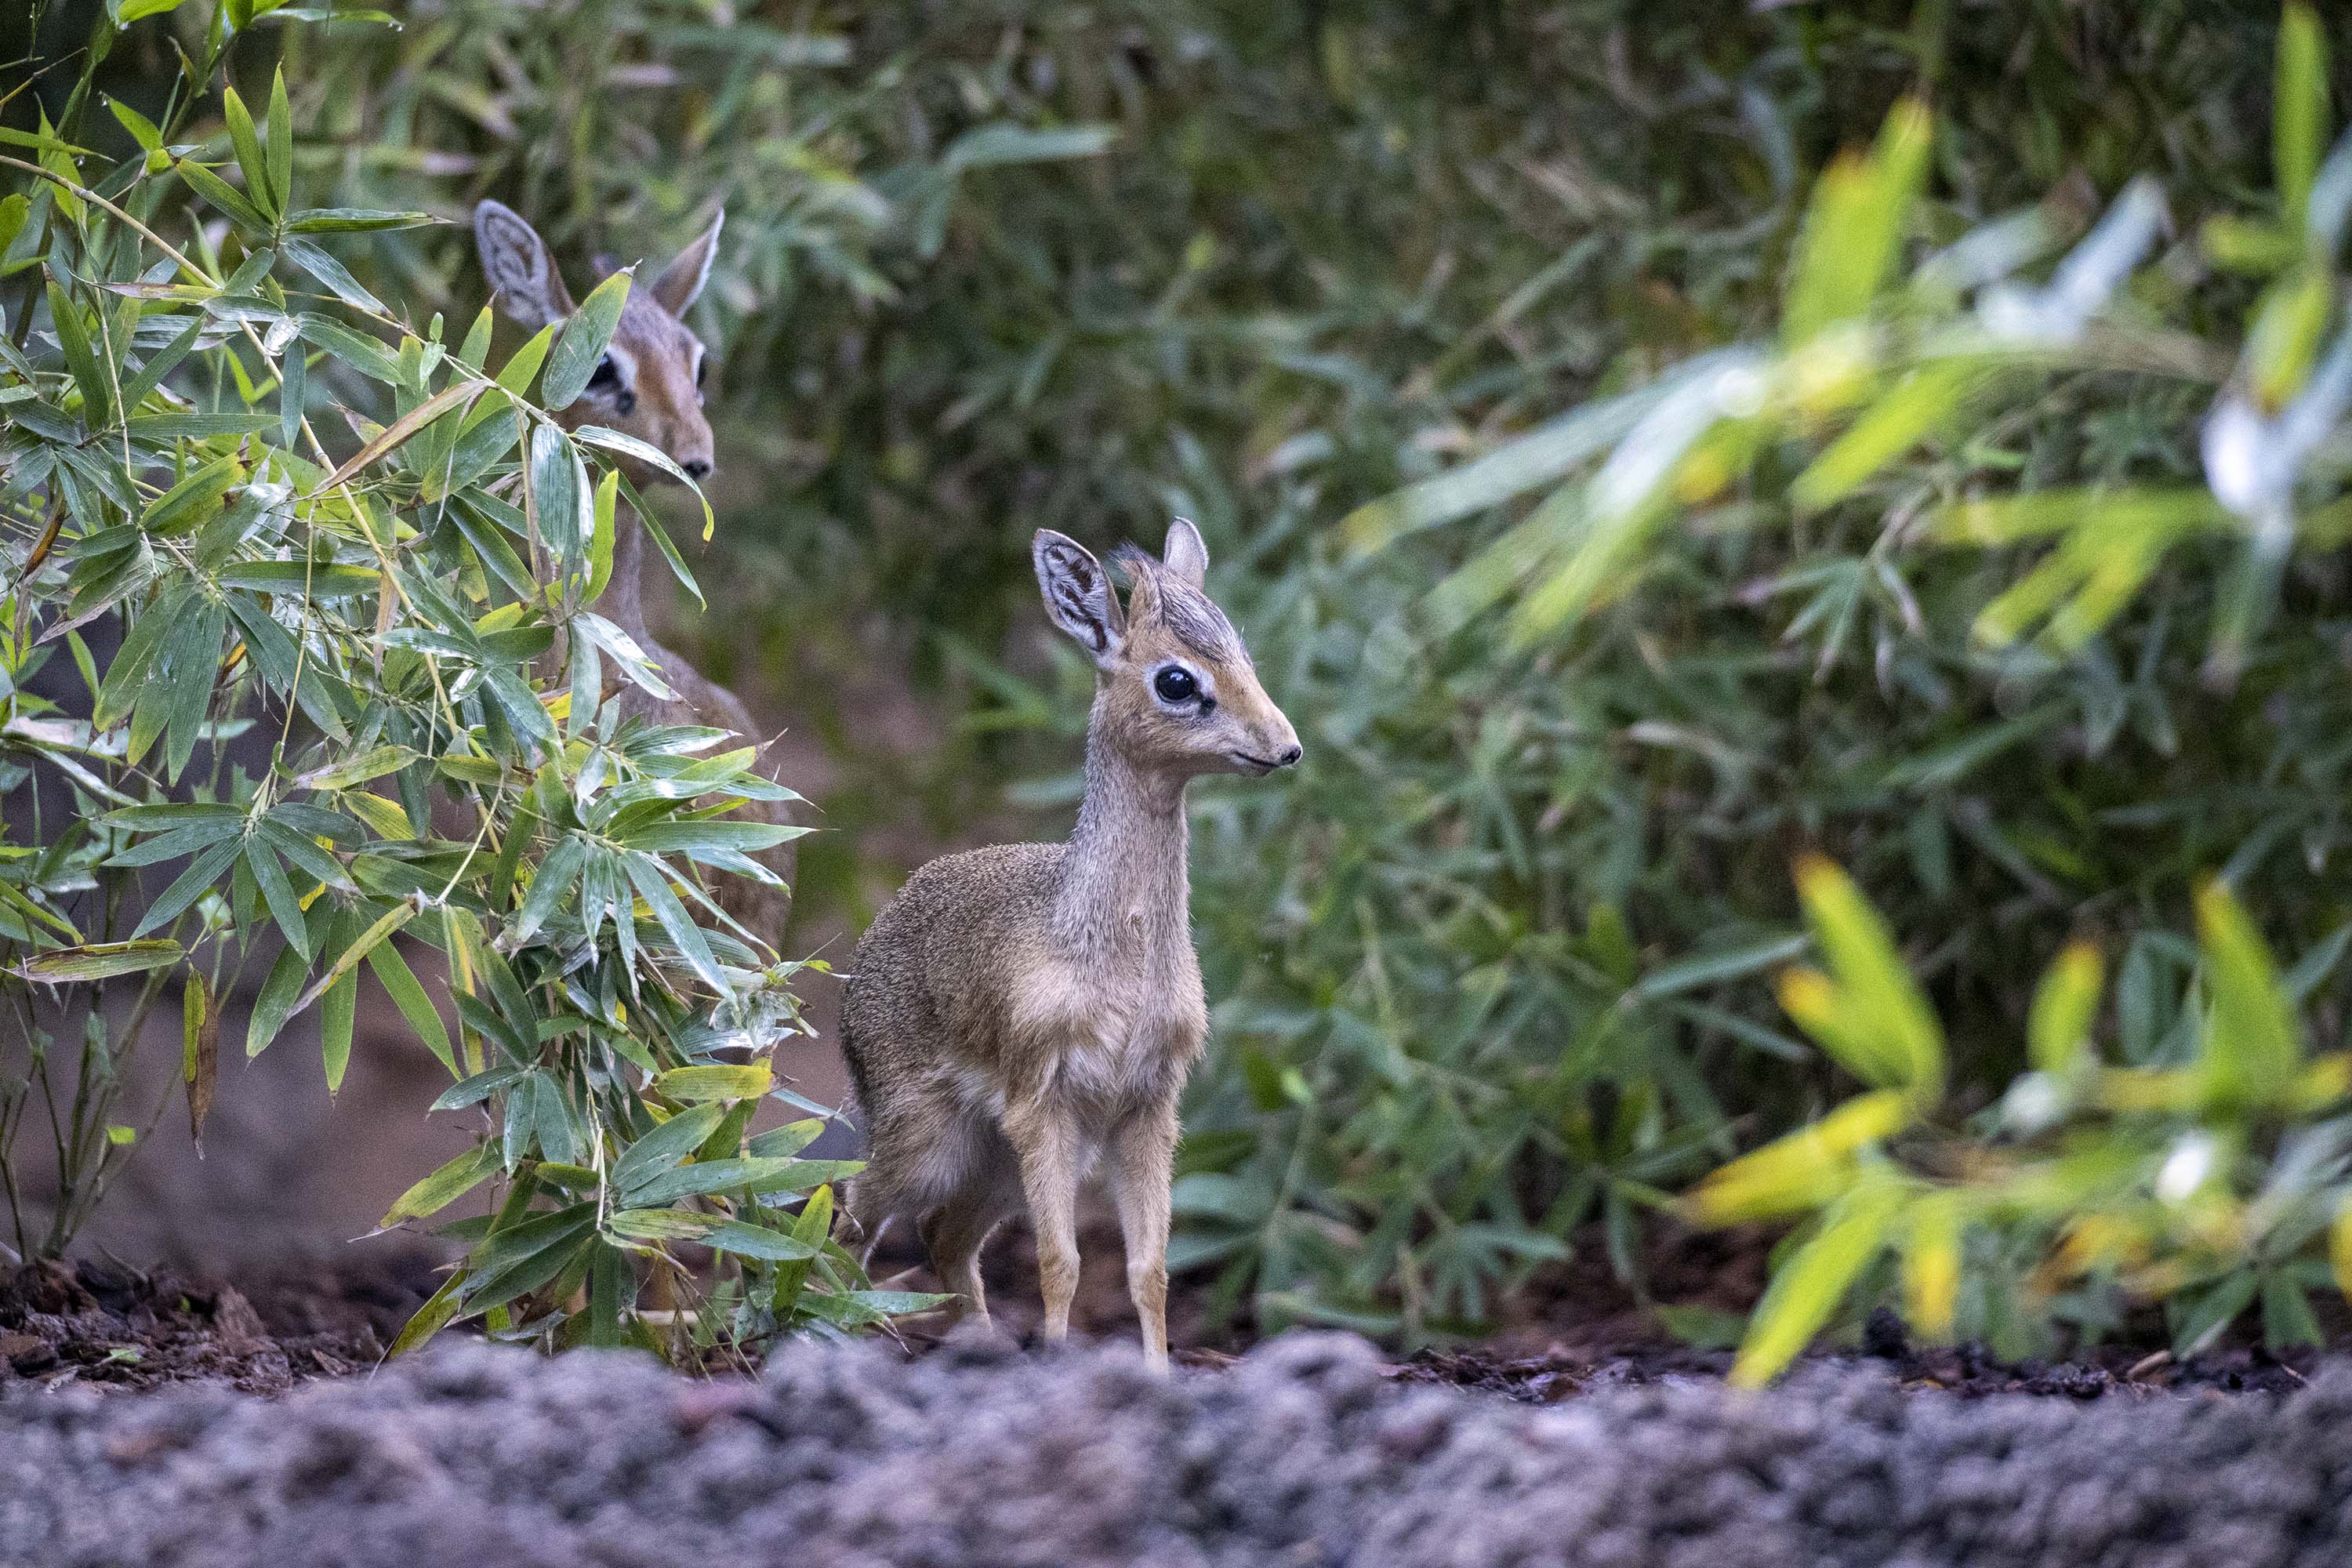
[472,200,791,943]
[841,521,1301,1369]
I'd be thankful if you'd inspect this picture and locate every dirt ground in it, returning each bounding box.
[2,1222,2318,1407]
[6,1330,2350,1568]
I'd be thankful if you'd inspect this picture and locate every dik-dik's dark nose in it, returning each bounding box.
[1274,743,1302,768]
[681,458,712,480]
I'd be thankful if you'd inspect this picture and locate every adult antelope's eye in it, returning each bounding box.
[1153,666,1198,704]
[587,354,620,390]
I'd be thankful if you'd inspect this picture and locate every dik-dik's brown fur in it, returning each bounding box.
[841,521,1301,1369]
[472,201,791,944]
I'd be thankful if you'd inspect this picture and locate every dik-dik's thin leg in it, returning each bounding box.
[1105,1099,1179,1371]
[920,1183,1011,1325]
[839,1178,893,1268]
[1004,1098,1083,1341]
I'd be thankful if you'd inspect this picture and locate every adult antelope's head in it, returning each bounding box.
[471,199,722,481]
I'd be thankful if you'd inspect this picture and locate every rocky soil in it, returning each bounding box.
[4,1329,2348,1568]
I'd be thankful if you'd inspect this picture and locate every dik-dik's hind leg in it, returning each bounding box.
[1105,1098,1180,1371]
[919,1170,1018,1326]
[838,1178,895,1267]
[1002,1098,1083,1343]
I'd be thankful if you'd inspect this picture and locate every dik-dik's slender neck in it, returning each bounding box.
[1054,701,1190,956]
[602,507,650,641]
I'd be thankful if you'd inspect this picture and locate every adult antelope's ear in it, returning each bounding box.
[651,209,724,317]
[1161,517,1208,589]
[474,201,576,329]
[1033,529,1125,668]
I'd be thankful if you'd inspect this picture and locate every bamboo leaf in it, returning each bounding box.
[12,939,183,983]
[183,970,218,1150]
[543,269,632,408]
[1731,1179,1903,1386]
[381,1142,500,1228]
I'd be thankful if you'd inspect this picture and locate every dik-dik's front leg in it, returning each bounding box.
[1105,1098,1179,1371]
[1002,1097,1083,1343]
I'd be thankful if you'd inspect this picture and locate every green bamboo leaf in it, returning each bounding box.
[464,1206,597,1311]
[2195,879,2301,1104]
[610,1103,727,1193]
[1791,855,1945,1101]
[2277,2,2328,230]
[366,937,454,1074]
[294,743,420,793]
[528,423,586,564]
[142,454,242,536]
[45,278,112,429]
[1731,1179,1903,1386]
[623,852,727,993]
[220,85,274,220]
[321,959,357,1093]
[281,237,385,314]
[173,156,271,235]
[607,1207,717,1243]
[388,1269,466,1354]
[494,323,554,398]
[702,1221,819,1262]
[574,426,713,539]
[295,899,415,1018]
[217,560,381,597]
[380,1142,499,1228]
[107,100,164,153]
[10,939,183,984]
[296,315,401,383]
[769,1184,833,1319]
[2028,942,2104,1075]
[652,1062,772,1104]
[508,830,587,945]
[121,314,205,416]
[1789,361,1983,513]
[244,839,310,960]
[245,920,314,1058]
[285,208,436,234]
[543,269,632,408]
[161,595,227,780]
[1784,99,1933,344]
[132,839,242,939]
[264,67,292,215]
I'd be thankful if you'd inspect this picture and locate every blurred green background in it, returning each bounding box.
[16,0,2352,1341]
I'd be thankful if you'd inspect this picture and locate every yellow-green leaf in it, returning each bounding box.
[1793,855,1944,1102]
[2027,941,2103,1075]
[1900,1191,1963,1341]
[1731,1178,1904,1387]
[653,1063,774,1103]
[380,1142,499,1228]
[2194,879,2301,1105]
[13,939,184,983]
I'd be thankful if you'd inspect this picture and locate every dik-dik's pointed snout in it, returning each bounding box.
[1227,706,1302,775]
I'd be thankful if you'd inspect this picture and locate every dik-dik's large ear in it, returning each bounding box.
[1033,530,1125,666]
[474,201,575,329]
[1161,517,1208,588]
[651,209,724,317]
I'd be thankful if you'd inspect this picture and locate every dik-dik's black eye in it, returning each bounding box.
[587,354,620,390]
[1153,666,1199,705]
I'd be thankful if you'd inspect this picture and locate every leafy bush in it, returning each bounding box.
[0,5,920,1357]
[1167,3,2352,1339]
[1367,2,2352,1367]
[1691,858,2352,1385]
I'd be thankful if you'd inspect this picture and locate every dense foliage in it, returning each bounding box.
[1452,6,2352,1374]
[0,2,921,1359]
[15,0,2352,1363]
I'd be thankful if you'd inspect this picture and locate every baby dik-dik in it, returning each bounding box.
[841,521,1301,1370]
